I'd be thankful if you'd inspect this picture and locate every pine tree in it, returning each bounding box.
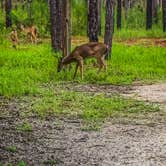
[88,0,99,42]
[162,0,166,31]
[117,0,122,29]
[104,0,114,59]
[49,0,63,52]
[146,0,152,29]
[5,0,12,28]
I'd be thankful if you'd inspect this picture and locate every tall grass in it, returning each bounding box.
[0,42,56,96]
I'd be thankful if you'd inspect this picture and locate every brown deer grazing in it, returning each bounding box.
[10,28,19,49]
[20,25,38,43]
[58,42,108,79]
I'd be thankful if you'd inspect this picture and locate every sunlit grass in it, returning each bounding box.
[0,39,166,96]
[114,28,166,40]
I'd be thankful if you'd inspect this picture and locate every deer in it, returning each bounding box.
[10,28,19,49]
[57,42,108,79]
[20,24,38,43]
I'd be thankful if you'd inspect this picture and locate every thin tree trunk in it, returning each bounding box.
[27,0,32,25]
[159,0,162,7]
[49,0,63,52]
[1,0,4,10]
[98,0,102,35]
[88,0,99,42]
[146,0,152,29]
[104,0,114,59]
[117,0,122,29]
[5,0,12,28]
[152,0,158,24]
[87,0,89,36]
[62,0,71,57]
[163,0,166,31]
[124,0,130,19]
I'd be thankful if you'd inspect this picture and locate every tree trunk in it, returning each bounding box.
[159,0,162,7]
[27,0,32,25]
[5,0,12,28]
[87,0,89,36]
[152,0,158,24]
[104,0,114,59]
[98,0,102,35]
[1,0,4,10]
[124,0,130,19]
[163,0,166,31]
[62,0,71,57]
[146,0,152,29]
[49,0,63,52]
[88,0,99,42]
[117,0,122,29]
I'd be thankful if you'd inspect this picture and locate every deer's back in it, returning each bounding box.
[73,42,107,58]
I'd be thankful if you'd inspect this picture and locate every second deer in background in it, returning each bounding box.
[20,25,38,43]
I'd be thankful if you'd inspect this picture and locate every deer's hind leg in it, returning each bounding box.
[79,60,84,80]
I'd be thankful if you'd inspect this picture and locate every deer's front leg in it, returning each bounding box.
[76,56,84,80]
[79,59,84,80]
[97,57,103,74]
[101,57,107,72]
[73,63,79,79]
[97,56,106,73]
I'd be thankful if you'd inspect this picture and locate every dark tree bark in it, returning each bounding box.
[5,0,12,28]
[88,0,99,42]
[27,0,32,24]
[1,0,4,10]
[146,0,152,29]
[49,0,63,52]
[123,0,131,19]
[152,0,158,24]
[162,0,166,31]
[62,0,71,57]
[117,0,122,29]
[98,0,102,35]
[104,0,114,59]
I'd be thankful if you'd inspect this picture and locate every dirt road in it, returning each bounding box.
[0,83,166,166]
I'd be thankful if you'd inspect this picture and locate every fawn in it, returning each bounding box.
[10,28,19,49]
[57,42,108,79]
[20,24,38,43]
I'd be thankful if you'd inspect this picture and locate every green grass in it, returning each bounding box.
[16,161,27,166]
[0,160,27,166]
[16,122,33,132]
[30,85,159,129]
[114,28,166,40]
[0,39,166,96]
[5,146,17,153]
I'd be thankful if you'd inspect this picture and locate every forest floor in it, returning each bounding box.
[1,83,166,166]
[71,36,166,47]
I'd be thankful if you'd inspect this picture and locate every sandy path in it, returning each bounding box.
[0,83,166,166]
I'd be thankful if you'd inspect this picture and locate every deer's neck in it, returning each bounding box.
[62,55,74,64]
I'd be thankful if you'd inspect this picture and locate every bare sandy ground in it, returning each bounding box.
[0,83,166,166]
